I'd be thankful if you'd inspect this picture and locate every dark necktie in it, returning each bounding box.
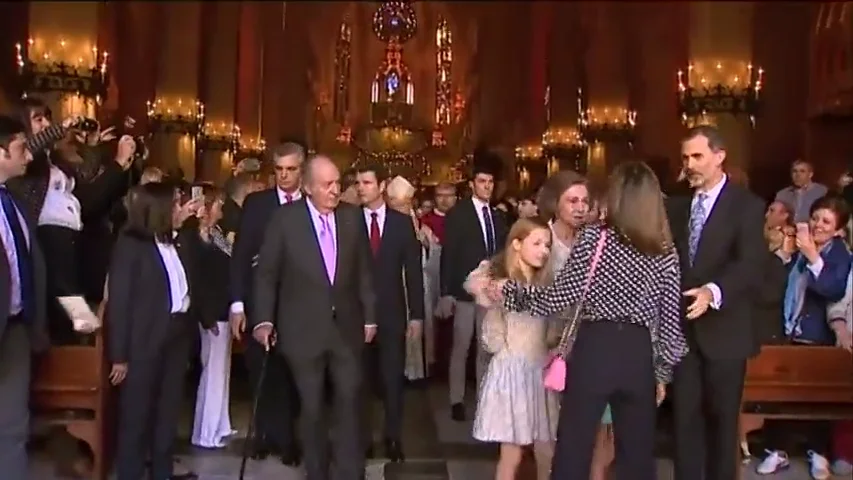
[0,187,33,321]
[369,212,381,256]
[284,193,293,204]
[482,205,495,255]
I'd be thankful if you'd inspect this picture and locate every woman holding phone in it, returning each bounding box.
[758,195,852,478]
[107,183,210,480]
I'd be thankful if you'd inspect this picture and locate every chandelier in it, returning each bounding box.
[677,61,764,126]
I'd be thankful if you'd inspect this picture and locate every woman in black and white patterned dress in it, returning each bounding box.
[482,161,689,480]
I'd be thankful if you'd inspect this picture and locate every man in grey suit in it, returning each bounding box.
[252,155,376,480]
[0,115,49,480]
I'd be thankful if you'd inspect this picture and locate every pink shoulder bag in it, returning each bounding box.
[543,230,607,392]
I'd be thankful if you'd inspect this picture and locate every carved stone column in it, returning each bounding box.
[261,2,286,145]
[279,2,310,143]
[581,3,634,179]
[27,1,103,119]
[114,3,161,134]
[234,2,265,157]
[198,2,240,183]
[150,2,202,178]
[686,1,756,175]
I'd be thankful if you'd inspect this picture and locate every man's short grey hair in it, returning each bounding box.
[270,142,306,163]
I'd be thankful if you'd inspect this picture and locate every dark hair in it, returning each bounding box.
[0,115,27,151]
[683,125,726,153]
[355,163,389,184]
[605,160,673,256]
[270,142,306,163]
[536,170,587,220]
[809,194,851,231]
[15,97,52,135]
[124,182,177,244]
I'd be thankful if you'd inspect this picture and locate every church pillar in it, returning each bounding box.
[261,2,286,145]
[25,1,103,119]
[234,2,265,159]
[114,3,160,135]
[198,2,240,183]
[544,2,586,173]
[150,2,202,178]
[527,1,551,140]
[279,3,310,143]
[684,2,757,177]
[581,3,634,180]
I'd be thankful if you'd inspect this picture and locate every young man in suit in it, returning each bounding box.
[439,161,508,421]
[667,126,766,480]
[229,142,304,465]
[252,155,376,480]
[0,115,48,480]
[355,164,424,462]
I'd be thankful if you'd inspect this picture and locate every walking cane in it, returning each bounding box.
[239,347,270,480]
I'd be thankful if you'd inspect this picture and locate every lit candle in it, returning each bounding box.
[371,81,379,103]
[406,83,414,104]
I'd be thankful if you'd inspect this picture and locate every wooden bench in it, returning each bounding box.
[31,328,111,480]
[739,345,853,459]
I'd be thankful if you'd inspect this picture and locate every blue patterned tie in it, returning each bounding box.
[688,193,707,264]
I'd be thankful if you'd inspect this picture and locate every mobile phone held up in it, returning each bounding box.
[191,186,203,201]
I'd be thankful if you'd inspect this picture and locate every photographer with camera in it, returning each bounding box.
[7,97,137,339]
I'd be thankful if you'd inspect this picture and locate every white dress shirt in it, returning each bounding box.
[691,175,727,309]
[0,198,30,316]
[277,187,301,205]
[471,196,493,248]
[363,203,387,237]
[155,240,191,313]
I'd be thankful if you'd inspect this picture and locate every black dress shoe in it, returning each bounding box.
[278,445,301,467]
[249,438,271,460]
[385,439,405,463]
[451,403,466,421]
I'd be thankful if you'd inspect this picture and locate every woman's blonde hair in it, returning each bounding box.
[605,160,674,256]
[488,217,552,285]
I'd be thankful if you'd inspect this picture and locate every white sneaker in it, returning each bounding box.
[832,459,853,476]
[756,449,790,475]
[57,296,101,333]
[807,450,831,480]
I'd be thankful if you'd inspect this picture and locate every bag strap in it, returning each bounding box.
[556,228,608,352]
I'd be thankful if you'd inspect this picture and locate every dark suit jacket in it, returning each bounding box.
[219,197,241,237]
[440,197,508,302]
[365,207,424,331]
[230,189,282,312]
[0,195,48,352]
[252,200,376,360]
[666,181,766,359]
[106,227,212,364]
[182,222,232,327]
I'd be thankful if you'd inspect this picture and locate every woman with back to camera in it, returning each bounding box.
[476,161,688,479]
[107,182,210,480]
[186,184,237,449]
[536,170,614,479]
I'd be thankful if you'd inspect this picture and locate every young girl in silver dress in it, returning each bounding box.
[467,217,558,480]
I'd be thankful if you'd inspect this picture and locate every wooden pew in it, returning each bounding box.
[739,345,853,459]
[31,329,111,480]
